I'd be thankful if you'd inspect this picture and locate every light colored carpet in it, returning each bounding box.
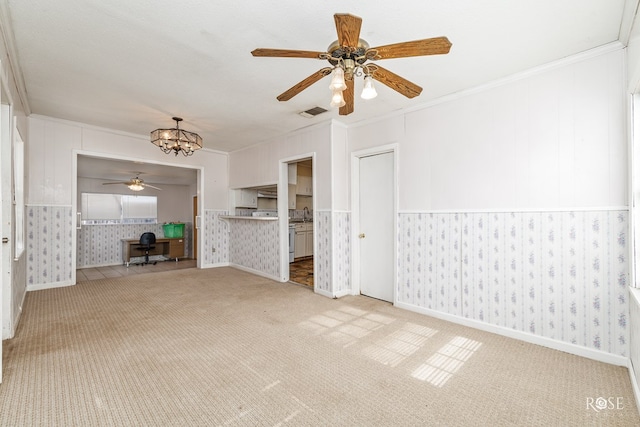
[1,267,639,426]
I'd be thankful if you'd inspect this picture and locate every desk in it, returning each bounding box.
[122,238,185,266]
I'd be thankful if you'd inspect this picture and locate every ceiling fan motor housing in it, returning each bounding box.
[327,38,370,67]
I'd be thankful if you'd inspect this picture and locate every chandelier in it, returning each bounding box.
[150,117,202,157]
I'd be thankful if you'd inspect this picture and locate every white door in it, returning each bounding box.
[359,151,394,302]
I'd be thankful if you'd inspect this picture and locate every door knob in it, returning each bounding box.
[358,233,365,239]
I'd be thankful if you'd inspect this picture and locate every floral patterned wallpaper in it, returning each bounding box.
[77,222,192,268]
[26,206,74,286]
[201,210,229,266]
[398,210,629,357]
[333,211,351,294]
[630,291,640,386]
[228,219,280,278]
[33,203,625,358]
[315,211,332,293]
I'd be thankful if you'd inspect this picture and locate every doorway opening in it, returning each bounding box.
[74,153,202,282]
[287,158,314,287]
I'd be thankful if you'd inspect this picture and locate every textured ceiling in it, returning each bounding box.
[2,0,631,155]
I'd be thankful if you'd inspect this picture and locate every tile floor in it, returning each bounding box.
[289,257,313,287]
[76,259,197,283]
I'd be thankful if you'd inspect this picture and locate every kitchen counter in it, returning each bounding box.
[219,215,278,221]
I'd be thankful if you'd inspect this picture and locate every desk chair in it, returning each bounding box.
[136,232,157,266]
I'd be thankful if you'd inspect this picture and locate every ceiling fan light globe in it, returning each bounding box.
[361,76,378,100]
[330,89,346,108]
[329,67,347,91]
[128,184,144,191]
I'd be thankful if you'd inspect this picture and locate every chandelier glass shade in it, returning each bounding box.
[150,117,202,157]
[328,60,377,108]
[330,89,346,107]
[361,75,378,100]
[328,67,347,91]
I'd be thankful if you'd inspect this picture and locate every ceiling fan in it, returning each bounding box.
[102,174,162,191]
[251,13,452,115]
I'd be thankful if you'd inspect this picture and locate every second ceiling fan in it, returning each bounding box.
[252,13,452,115]
[102,174,162,191]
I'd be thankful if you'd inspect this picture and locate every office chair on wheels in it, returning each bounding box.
[136,232,157,266]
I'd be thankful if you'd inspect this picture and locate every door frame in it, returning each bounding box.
[350,144,398,303]
[277,152,315,284]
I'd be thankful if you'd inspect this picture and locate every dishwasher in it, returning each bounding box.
[288,224,295,263]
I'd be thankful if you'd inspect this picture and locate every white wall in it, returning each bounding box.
[28,116,228,210]
[229,121,333,210]
[349,45,629,361]
[78,177,193,223]
[331,123,349,211]
[351,46,626,212]
[25,115,229,288]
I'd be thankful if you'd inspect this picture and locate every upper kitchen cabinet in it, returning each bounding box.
[296,162,313,196]
[288,163,297,185]
[233,188,258,208]
[296,176,312,196]
[288,184,296,209]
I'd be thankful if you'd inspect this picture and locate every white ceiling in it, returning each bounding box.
[1,0,634,158]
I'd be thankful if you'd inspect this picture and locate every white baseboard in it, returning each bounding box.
[395,301,628,366]
[201,262,231,269]
[27,280,75,292]
[333,289,351,299]
[315,288,335,299]
[77,262,123,269]
[229,263,280,282]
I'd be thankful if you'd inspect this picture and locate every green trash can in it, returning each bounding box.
[163,223,185,238]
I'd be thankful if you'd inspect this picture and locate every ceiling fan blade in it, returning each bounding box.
[143,183,163,191]
[339,79,354,116]
[251,48,325,59]
[277,67,332,101]
[102,182,130,186]
[334,13,362,47]
[369,37,452,60]
[371,65,423,98]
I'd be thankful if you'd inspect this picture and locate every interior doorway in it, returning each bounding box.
[74,153,201,280]
[287,158,314,287]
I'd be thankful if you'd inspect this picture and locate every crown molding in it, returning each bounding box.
[0,0,30,115]
[619,0,640,45]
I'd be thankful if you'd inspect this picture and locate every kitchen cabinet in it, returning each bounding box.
[234,188,258,208]
[294,226,306,259]
[288,163,297,185]
[296,175,312,196]
[288,184,296,209]
[294,222,313,259]
[305,228,314,256]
